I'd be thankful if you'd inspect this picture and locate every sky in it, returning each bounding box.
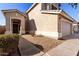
[0,3,79,25]
[60,3,79,21]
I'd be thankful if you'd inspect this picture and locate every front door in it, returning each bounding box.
[13,23,20,34]
[12,20,20,34]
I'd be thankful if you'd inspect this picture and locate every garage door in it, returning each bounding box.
[61,21,71,36]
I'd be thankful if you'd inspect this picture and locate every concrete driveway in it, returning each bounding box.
[44,33,79,56]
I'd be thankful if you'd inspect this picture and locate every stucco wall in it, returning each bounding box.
[4,12,27,34]
[28,3,59,39]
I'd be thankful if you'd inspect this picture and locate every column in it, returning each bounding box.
[20,19,26,35]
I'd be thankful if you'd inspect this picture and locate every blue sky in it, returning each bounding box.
[0,3,79,25]
[60,3,79,21]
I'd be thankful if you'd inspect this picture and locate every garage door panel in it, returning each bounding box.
[61,21,71,36]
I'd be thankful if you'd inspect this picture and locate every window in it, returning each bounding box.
[41,3,48,10]
[51,4,57,10]
[41,3,57,10]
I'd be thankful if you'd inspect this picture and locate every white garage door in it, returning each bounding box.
[61,21,71,36]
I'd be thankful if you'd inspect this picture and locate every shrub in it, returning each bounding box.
[0,34,20,54]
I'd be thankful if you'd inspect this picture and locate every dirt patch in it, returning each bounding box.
[22,35,64,53]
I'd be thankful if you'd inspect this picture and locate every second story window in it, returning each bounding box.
[51,4,57,10]
[41,3,48,10]
[41,3,58,10]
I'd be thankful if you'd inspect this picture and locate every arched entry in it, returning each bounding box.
[12,19,21,34]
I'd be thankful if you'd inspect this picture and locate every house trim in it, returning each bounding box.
[2,9,27,17]
[26,3,38,13]
[34,31,62,39]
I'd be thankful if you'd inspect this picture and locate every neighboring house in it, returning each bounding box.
[2,3,76,39]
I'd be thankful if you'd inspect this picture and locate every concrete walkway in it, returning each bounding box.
[18,37,44,56]
[44,33,79,56]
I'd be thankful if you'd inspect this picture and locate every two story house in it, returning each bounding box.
[26,3,75,39]
[2,3,75,39]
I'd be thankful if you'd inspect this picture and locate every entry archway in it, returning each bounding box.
[12,19,21,34]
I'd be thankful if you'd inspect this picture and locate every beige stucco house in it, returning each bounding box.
[2,3,76,39]
[2,9,27,34]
